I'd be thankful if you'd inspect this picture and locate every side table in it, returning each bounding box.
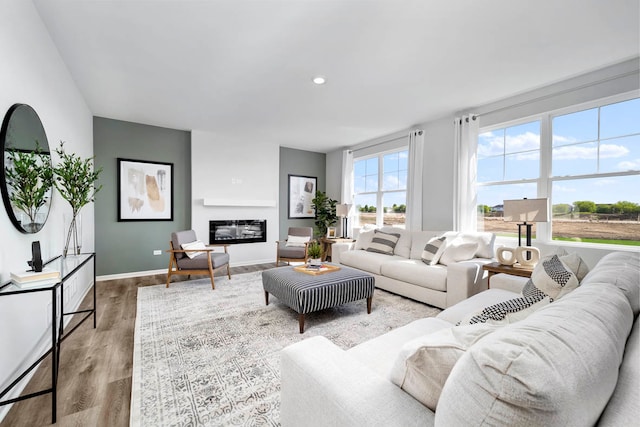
[319,237,355,262]
[483,262,533,288]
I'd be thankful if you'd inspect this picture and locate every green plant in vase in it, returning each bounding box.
[311,191,338,237]
[53,141,103,256]
[306,240,322,262]
[4,143,53,232]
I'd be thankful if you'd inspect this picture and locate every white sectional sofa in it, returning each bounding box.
[281,251,640,426]
[335,228,496,308]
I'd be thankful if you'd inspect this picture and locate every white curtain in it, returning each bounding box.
[341,149,354,232]
[453,115,479,232]
[406,130,424,231]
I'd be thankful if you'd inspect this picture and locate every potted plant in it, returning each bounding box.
[306,240,322,264]
[53,141,103,256]
[311,191,338,238]
[4,144,53,232]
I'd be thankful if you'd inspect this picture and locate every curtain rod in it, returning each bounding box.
[472,69,638,120]
[349,129,423,154]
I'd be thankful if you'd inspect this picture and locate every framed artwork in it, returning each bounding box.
[288,174,316,219]
[327,227,337,238]
[117,158,173,221]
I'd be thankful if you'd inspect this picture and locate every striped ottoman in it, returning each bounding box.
[261,264,375,333]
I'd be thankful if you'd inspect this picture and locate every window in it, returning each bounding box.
[477,120,541,237]
[476,94,640,246]
[354,149,408,228]
[550,97,640,245]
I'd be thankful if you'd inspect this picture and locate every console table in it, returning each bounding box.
[319,237,355,261]
[0,253,96,424]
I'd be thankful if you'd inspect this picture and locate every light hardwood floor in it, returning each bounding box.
[1,263,276,427]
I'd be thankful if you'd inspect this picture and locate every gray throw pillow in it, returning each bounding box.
[366,230,401,255]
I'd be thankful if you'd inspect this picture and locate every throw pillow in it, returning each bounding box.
[438,241,479,266]
[354,229,376,250]
[366,230,401,255]
[181,240,207,259]
[285,235,310,247]
[457,254,580,326]
[559,252,590,282]
[421,236,447,265]
[389,324,500,411]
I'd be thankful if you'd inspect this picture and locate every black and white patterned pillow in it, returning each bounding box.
[421,236,447,265]
[366,230,401,255]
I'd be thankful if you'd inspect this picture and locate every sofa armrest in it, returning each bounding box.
[489,273,529,293]
[332,242,355,264]
[281,336,434,427]
[445,259,491,307]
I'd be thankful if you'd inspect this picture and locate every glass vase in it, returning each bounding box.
[63,213,82,257]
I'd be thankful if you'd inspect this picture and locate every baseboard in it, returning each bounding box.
[96,259,275,282]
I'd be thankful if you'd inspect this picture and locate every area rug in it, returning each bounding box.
[130,271,440,426]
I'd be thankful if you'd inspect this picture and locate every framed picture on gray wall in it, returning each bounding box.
[288,174,316,219]
[117,158,173,221]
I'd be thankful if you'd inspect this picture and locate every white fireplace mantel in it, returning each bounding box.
[202,198,277,207]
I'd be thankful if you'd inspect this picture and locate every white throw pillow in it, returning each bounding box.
[389,324,500,410]
[355,229,376,250]
[438,241,479,266]
[181,240,207,259]
[559,252,590,282]
[421,236,447,265]
[285,235,310,247]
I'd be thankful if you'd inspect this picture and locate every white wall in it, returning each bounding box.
[0,1,93,419]
[191,130,280,265]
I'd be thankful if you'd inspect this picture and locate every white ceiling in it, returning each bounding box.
[33,0,639,153]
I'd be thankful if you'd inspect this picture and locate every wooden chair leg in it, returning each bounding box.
[208,254,215,290]
[226,264,231,279]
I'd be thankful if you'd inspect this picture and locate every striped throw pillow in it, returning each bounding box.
[421,236,447,265]
[366,230,401,255]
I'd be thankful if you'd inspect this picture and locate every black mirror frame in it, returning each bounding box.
[0,103,53,234]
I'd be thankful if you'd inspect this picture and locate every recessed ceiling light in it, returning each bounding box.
[312,76,326,85]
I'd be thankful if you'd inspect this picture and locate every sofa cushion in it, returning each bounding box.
[598,317,640,426]
[436,281,634,426]
[389,323,500,411]
[438,240,478,266]
[339,250,406,275]
[409,230,445,259]
[366,229,401,255]
[421,236,447,265]
[348,317,452,378]
[381,259,448,292]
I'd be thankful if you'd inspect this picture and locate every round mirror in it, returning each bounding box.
[0,104,53,233]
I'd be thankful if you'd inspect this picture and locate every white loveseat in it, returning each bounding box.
[281,251,640,426]
[335,228,496,308]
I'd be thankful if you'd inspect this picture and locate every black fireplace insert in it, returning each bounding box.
[209,219,267,244]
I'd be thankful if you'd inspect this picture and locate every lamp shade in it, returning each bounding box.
[336,203,351,217]
[503,198,549,223]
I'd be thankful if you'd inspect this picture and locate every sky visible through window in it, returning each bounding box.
[478,97,640,208]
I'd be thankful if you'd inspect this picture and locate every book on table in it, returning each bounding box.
[11,267,61,284]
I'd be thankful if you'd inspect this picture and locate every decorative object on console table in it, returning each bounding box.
[326,227,336,238]
[117,158,172,221]
[29,240,43,272]
[288,174,317,218]
[503,197,548,260]
[11,267,60,284]
[336,203,352,238]
[515,245,541,267]
[54,141,103,256]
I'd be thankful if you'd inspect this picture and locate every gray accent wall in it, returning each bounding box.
[94,117,191,275]
[279,147,326,240]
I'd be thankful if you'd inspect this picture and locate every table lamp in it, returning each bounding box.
[336,203,351,238]
[503,198,549,247]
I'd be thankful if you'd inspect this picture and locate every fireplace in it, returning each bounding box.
[209,219,267,245]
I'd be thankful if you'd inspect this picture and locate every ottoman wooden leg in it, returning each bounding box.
[265,291,269,306]
[367,296,372,314]
[299,314,305,334]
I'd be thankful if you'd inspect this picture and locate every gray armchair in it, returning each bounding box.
[276,227,314,266]
[167,230,230,289]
